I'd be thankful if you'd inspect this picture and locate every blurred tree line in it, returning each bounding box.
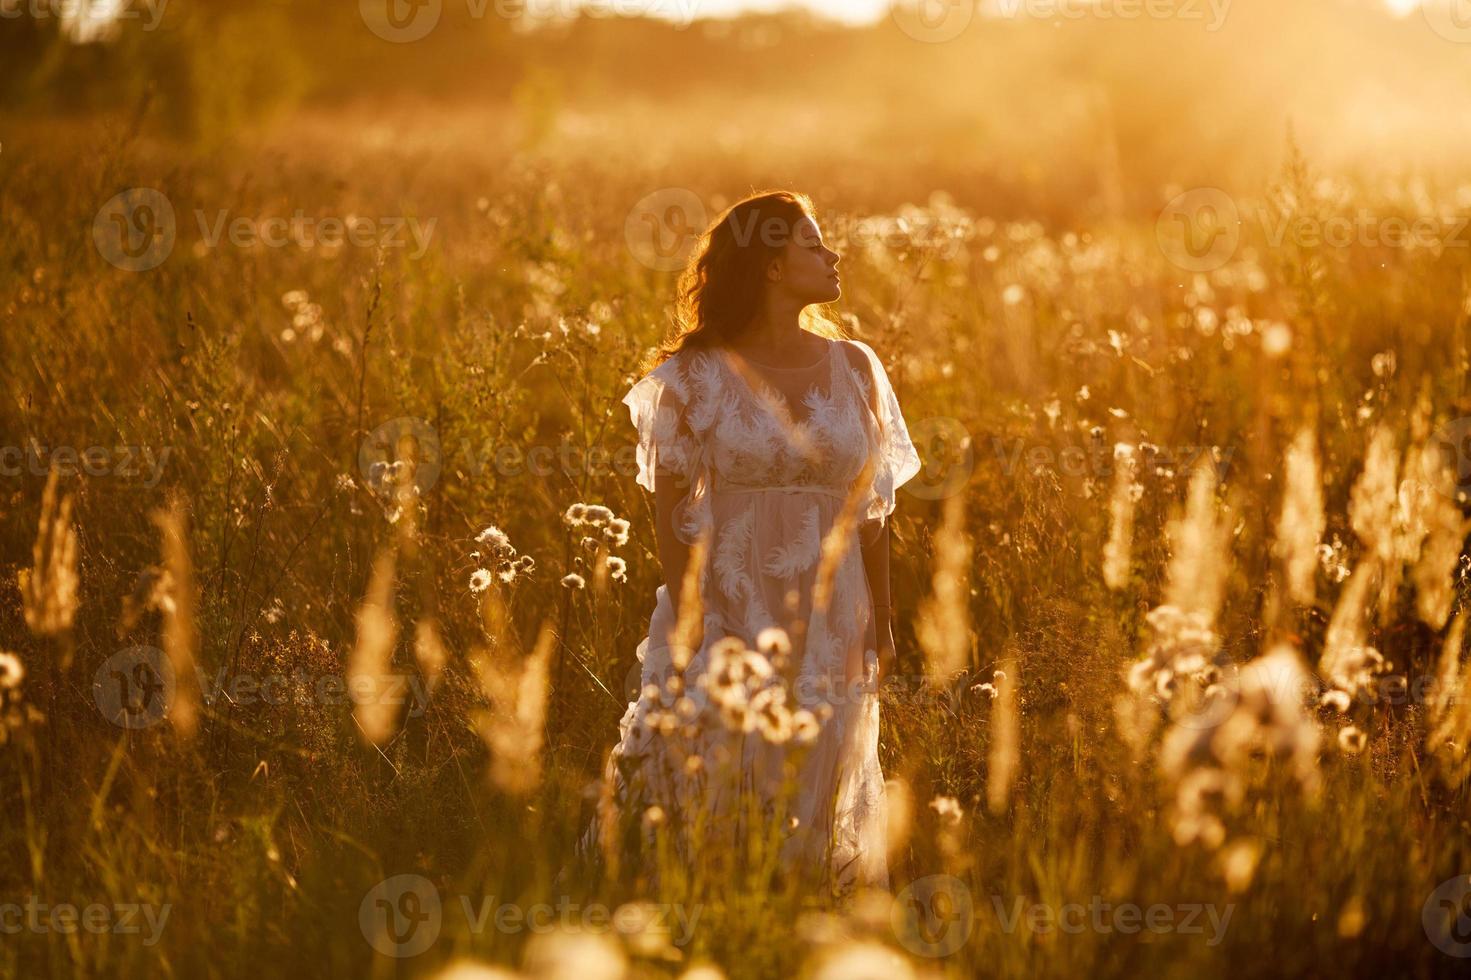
[0,0,524,141]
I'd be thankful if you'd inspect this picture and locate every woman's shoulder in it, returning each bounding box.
[832,337,881,386]
[625,344,725,414]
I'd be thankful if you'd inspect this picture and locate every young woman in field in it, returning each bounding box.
[585,190,921,898]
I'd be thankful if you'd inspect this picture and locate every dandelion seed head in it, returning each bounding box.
[0,653,23,691]
[1338,725,1368,754]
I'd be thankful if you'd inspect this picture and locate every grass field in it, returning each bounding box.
[5,3,1471,977]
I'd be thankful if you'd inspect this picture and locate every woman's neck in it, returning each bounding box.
[739,298,805,349]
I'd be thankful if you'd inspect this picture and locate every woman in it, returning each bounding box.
[585,190,921,899]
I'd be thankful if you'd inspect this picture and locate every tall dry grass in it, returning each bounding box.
[2,60,1471,978]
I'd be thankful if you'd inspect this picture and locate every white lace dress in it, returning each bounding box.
[588,336,921,895]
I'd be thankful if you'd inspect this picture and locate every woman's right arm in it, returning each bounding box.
[653,469,705,654]
[653,469,691,608]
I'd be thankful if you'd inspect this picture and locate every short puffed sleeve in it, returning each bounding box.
[622,354,700,492]
[842,339,923,523]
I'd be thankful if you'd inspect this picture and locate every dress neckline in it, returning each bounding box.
[721,339,833,372]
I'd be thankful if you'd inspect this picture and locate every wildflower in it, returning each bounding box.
[1219,839,1262,893]
[0,653,23,690]
[0,650,39,745]
[604,518,631,546]
[561,573,586,590]
[928,795,964,825]
[791,708,821,744]
[522,932,626,980]
[755,626,791,658]
[605,556,627,582]
[809,942,915,980]
[469,569,492,593]
[1319,689,1351,713]
[475,525,515,557]
[1338,725,1368,754]
[706,637,774,695]
[719,700,758,734]
[751,686,793,743]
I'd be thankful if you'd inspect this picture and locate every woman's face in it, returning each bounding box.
[769,214,841,304]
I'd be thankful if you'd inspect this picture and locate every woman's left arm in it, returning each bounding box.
[860,516,895,685]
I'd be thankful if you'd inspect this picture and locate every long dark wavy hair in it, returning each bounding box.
[649,189,847,369]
